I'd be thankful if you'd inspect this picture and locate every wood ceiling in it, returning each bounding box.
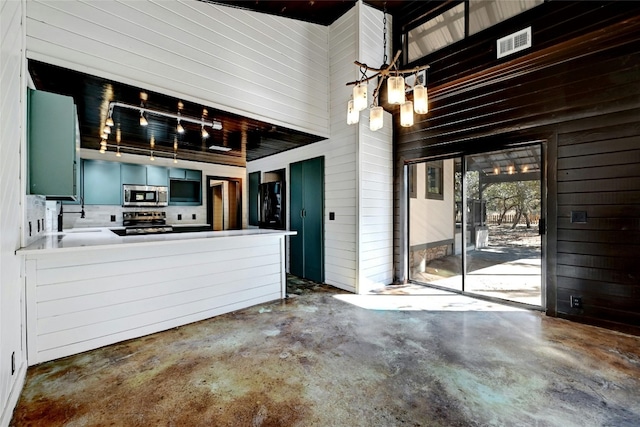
[28,60,325,167]
[202,1,420,26]
[28,1,434,167]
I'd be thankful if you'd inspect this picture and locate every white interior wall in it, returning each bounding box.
[0,0,28,424]
[248,2,394,294]
[356,4,394,293]
[25,0,330,138]
[409,160,455,247]
[249,5,360,293]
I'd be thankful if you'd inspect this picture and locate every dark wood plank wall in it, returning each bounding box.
[392,1,640,333]
[555,116,640,331]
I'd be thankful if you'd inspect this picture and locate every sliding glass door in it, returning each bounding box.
[408,158,463,292]
[408,144,543,307]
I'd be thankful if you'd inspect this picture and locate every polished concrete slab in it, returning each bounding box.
[10,277,640,426]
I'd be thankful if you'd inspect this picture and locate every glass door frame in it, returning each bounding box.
[404,141,547,310]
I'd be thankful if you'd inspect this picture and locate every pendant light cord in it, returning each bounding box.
[382,3,388,65]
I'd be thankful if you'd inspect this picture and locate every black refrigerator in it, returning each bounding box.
[259,181,284,229]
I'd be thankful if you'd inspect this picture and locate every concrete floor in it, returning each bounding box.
[10,276,640,426]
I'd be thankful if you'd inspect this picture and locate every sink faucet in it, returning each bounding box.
[57,198,85,232]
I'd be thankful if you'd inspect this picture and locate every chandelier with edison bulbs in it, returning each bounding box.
[346,9,430,131]
[346,50,430,131]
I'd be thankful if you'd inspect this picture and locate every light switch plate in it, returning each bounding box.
[570,211,587,223]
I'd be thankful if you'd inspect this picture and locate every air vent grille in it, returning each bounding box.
[497,27,532,59]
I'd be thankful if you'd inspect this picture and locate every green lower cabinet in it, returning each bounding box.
[82,159,121,205]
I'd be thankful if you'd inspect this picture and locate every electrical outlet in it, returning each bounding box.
[570,296,582,309]
[178,214,182,220]
[192,214,196,220]
[11,351,15,375]
[111,215,116,222]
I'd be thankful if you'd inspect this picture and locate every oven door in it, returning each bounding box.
[123,185,160,207]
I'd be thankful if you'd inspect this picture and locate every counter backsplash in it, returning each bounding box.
[63,204,208,229]
[24,195,48,246]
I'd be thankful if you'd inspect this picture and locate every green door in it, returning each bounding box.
[290,163,304,278]
[290,157,324,282]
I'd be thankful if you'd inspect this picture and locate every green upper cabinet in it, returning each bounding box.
[28,89,79,200]
[120,163,146,185]
[169,168,201,181]
[82,159,121,205]
[185,169,201,181]
[146,165,169,186]
[168,167,202,205]
[120,163,168,186]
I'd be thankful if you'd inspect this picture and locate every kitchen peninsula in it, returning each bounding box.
[18,228,294,365]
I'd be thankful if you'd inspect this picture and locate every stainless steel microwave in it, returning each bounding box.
[123,185,168,207]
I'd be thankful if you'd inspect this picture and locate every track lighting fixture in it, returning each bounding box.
[116,146,122,157]
[100,99,225,155]
[173,137,178,163]
[139,110,148,126]
[106,117,114,127]
[107,101,222,134]
[150,151,155,161]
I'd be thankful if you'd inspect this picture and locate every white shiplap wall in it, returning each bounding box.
[0,0,27,424]
[25,0,329,138]
[248,5,359,293]
[24,233,287,365]
[248,2,394,294]
[356,5,394,293]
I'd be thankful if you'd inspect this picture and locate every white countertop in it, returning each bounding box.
[18,227,295,255]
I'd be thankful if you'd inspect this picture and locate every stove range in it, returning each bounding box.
[122,211,173,235]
